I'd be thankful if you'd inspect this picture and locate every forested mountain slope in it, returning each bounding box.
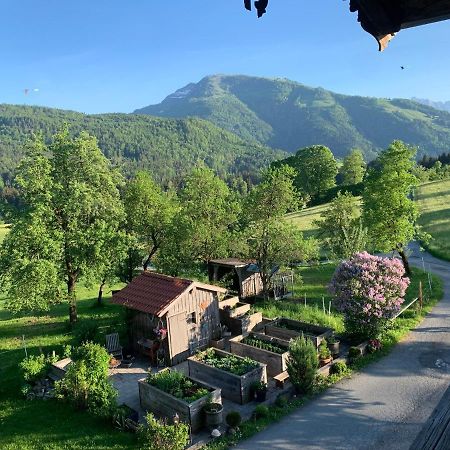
[135,74,450,160]
[0,104,284,186]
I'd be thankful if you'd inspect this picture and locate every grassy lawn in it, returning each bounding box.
[254,264,344,332]
[0,286,138,450]
[285,198,362,240]
[416,179,450,261]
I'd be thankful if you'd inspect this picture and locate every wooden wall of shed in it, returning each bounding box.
[166,287,221,365]
[236,268,263,298]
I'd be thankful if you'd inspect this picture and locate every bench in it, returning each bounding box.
[273,371,289,388]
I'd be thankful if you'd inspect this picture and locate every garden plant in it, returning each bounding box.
[330,252,410,339]
[286,334,318,394]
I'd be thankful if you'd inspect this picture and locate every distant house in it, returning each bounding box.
[208,258,264,299]
[112,271,227,365]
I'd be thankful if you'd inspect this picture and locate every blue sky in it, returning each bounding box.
[1,0,449,113]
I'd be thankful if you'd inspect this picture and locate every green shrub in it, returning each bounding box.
[138,412,189,450]
[275,394,289,408]
[19,354,47,383]
[55,342,117,417]
[348,346,362,359]
[226,411,242,428]
[287,334,318,394]
[254,405,270,419]
[330,360,348,375]
[73,321,101,346]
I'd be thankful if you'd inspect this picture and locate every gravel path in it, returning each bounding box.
[236,245,450,450]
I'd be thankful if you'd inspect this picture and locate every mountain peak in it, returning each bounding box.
[134,74,450,160]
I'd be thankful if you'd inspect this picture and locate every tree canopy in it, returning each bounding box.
[362,140,420,273]
[0,128,124,322]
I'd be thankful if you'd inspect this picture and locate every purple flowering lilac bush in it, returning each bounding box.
[329,252,410,338]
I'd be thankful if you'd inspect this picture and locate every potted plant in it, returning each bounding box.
[327,335,340,357]
[318,340,332,367]
[203,397,223,430]
[251,381,268,402]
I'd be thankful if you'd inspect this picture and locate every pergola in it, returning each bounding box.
[244,0,450,51]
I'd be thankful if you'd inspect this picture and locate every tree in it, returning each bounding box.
[124,171,178,271]
[287,334,318,394]
[0,129,124,322]
[243,166,318,300]
[314,191,367,259]
[330,252,410,338]
[340,149,366,185]
[275,145,338,201]
[157,166,240,274]
[362,140,420,274]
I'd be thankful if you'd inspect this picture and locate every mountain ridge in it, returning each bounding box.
[134,74,450,160]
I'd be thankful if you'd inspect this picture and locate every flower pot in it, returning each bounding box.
[328,341,340,357]
[204,403,223,429]
[319,356,333,367]
[255,389,267,402]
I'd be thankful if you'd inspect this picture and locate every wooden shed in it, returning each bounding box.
[208,258,264,299]
[111,271,227,366]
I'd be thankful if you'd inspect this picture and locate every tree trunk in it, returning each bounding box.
[68,274,77,323]
[143,246,158,272]
[398,248,411,276]
[97,279,106,306]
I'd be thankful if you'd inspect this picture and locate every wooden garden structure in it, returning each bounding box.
[208,258,263,299]
[112,271,227,365]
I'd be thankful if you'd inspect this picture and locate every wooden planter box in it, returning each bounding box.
[222,302,251,318]
[188,349,267,404]
[264,318,333,348]
[138,376,221,432]
[230,333,289,377]
[221,311,263,335]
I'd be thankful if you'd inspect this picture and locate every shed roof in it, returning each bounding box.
[209,258,254,268]
[111,271,226,317]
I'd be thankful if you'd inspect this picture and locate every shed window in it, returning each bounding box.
[187,312,197,324]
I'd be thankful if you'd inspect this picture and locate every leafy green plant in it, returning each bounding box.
[348,346,362,359]
[138,412,189,450]
[242,335,287,354]
[19,354,48,383]
[147,369,209,403]
[55,342,117,417]
[330,360,348,375]
[226,411,242,429]
[198,349,259,376]
[287,334,318,394]
[275,394,289,408]
[254,405,270,419]
[318,340,331,360]
[250,381,267,393]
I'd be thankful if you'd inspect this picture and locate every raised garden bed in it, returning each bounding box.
[221,302,251,318]
[138,369,221,432]
[188,348,267,404]
[221,311,263,335]
[230,333,289,377]
[263,318,333,348]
